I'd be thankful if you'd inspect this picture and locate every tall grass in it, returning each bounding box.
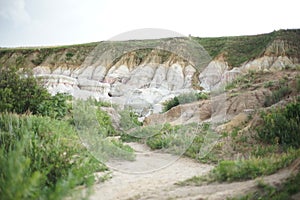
[0,113,105,200]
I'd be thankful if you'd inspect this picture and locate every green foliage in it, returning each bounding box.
[264,81,275,88]
[72,100,135,162]
[0,141,43,200]
[145,123,176,150]
[296,76,300,92]
[231,171,300,200]
[119,108,142,132]
[181,149,300,186]
[163,96,179,112]
[195,29,300,68]
[65,52,74,60]
[121,123,202,157]
[36,93,70,119]
[194,32,275,67]
[0,67,68,119]
[0,67,50,114]
[211,149,300,182]
[264,85,292,107]
[251,145,279,158]
[257,101,300,148]
[144,123,215,161]
[96,109,117,136]
[225,71,257,90]
[163,92,208,112]
[0,113,105,200]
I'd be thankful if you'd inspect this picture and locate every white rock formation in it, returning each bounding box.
[33,49,297,116]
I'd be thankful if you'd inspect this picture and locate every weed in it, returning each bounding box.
[163,92,208,112]
[264,85,292,107]
[180,148,300,186]
[258,101,300,148]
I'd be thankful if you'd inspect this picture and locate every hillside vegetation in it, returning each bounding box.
[0,30,300,200]
[1,29,300,69]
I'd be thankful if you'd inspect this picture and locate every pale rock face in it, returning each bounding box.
[51,67,72,76]
[77,66,96,79]
[183,65,196,88]
[127,64,156,88]
[151,65,168,89]
[92,65,107,81]
[33,66,51,75]
[32,50,297,118]
[106,65,130,80]
[166,63,184,90]
[240,56,295,72]
[199,60,230,91]
[199,55,297,92]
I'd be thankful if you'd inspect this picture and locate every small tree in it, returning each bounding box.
[0,66,68,119]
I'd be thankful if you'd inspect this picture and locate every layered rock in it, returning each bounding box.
[32,49,201,114]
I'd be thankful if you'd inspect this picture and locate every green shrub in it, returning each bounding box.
[0,67,49,114]
[258,101,300,148]
[296,76,300,92]
[36,93,69,119]
[264,86,291,107]
[163,92,208,112]
[163,97,179,112]
[230,171,300,200]
[65,52,74,60]
[0,113,105,200]
[181,149,300,186]
[119,108,142,132]
[264,81,275,88]
[72,100,135,162]
[96,109,117,136]
[145,123,213,160]
[0,67,68,119]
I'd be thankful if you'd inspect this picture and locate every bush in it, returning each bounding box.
[72,100,135,162]
[0,66,68,119]
[163,97,179,112]
[36,93,70,119]
[257,101,300,148]
[119,109,142,132]
[96,109,117,137]
[182,149,300,185]
[0,113,105,200]
[144,123,213,160]
[163,92,208,112]
[0,67,50,114]
[264,86,292,107]
[213,150,298,181]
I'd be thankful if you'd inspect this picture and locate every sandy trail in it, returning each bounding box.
[89,143,299,200]
[89,142,213,200]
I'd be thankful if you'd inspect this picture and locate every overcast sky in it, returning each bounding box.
[0,0,299,47]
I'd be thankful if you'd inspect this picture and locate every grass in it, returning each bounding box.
[0,95,138,199]
[194,32,275,68]
[0,113,106,200]
[72,99,135,162]
[230,171,300,200]
[1,29,299,70]
[258,101,300,148]
[194,29,300,68]
[121,122,219,162]
[162,92,209,112]
[264,85,292,107]
[225,70,258,90]
[178,148,300,186]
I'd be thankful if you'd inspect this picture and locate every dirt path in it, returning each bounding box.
[89,142,213,200]
[89,143,299,200]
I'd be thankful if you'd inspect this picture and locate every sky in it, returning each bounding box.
[0,0,299,47]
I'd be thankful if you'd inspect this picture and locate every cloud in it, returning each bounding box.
[0,0,31,25]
